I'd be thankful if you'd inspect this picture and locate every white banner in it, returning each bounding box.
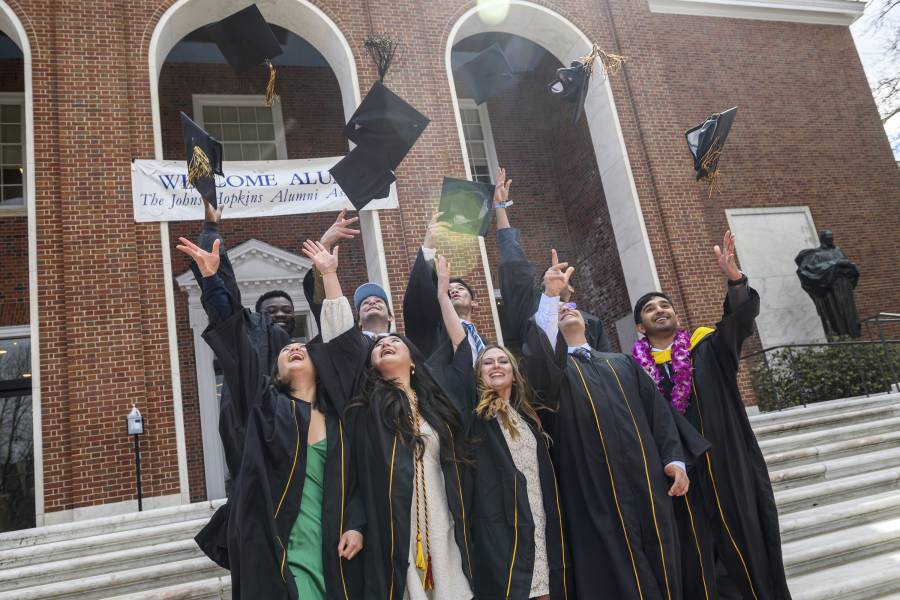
[130,157,397,222]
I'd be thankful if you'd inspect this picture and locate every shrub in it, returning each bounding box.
[749,340,900,412]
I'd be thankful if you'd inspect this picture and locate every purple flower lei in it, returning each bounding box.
[631,329,693,414]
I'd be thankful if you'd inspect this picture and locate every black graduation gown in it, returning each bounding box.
[347,340,476,600]
[497,253,610,354]
[521,321,707,600]
[658,289,791,600]
[468,410,572,599]
[191,222,292,478]
[403,247,462,359]
[194,308,366,600]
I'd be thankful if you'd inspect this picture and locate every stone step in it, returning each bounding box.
[770,446,900,491]
[0,556,224,600]
[788,550,900,600]
[103,575,232,600]
[780,490,900,543]
[776,466,900,513]
[753,403,900,441]
[750,392,900,428]
[0,517,209,569]
[783,515,900,577]
[0,539,204,592]
[760,418,900,458]
[766,430,900,469]
[0,500,223,550]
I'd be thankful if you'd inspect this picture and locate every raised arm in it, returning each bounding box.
[436,255,466,351]
[301,240,354,342]
[710,230,760,367]
[402,213,450,357]
[304,210,361,333]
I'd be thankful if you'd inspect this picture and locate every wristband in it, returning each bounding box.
[493,200,514,209]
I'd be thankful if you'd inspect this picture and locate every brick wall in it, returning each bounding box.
[0,217,27,326]
[2,0,893,513]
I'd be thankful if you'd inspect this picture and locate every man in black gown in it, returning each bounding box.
[522,254,707,600]
[632,230,790,600]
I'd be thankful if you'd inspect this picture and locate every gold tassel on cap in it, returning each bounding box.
[265,59,277,107]
[699,144,723,200]
[188,145,212,186]
[581,43,627,77]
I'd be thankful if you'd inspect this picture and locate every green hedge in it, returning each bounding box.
[750,340,900,412]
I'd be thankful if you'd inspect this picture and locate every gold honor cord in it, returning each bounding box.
[684,493,711,600]
[265,59,277,107]
[388,435,398,600]
[570,358,644,599]
[187,145,212,186]
[339,422,349,600]
[546,441,569,600]
[505,478,519,599]
[606,360,672,600]
[409,393,434,591]
[275,399,301,581]
[692,382,759,600]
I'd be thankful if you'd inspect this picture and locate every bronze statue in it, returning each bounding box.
[795,230,861,339]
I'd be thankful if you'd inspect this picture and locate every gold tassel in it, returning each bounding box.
[581,43,627,77]
[188,145,211,185]
[415,533,425,570]
[699,144,723,199]
[265,59,277,107]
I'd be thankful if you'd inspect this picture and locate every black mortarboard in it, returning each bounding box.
[685,107,737,181]
[206,4,283,104]
[329,146,395,211]
[454,44,517,105]
[548,45,625,125]
[343,81,429,171]
[438,177,495,237]
[180,112,223,208]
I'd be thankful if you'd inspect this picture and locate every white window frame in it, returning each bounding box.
[0,92,26,217]
[458,98,500,183]
[191,94,289,161]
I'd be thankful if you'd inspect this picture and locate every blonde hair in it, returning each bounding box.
[474,345,548,441]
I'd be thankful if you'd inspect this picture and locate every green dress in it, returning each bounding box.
[288,438,327,599]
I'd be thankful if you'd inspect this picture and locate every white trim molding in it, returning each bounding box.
[647,0,865,26]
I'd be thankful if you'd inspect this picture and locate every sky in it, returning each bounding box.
[851,0,900,158]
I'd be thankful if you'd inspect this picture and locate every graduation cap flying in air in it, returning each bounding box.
[685,106,737,196]
[438,177,495,237]
[548,43,626,125]
[206,4,284,106]
[330,81,430,210]
[454,43,518,106]
[180,112,224,209]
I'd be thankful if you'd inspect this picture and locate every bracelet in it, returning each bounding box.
[493,200,514,209]
[727,273,748,286]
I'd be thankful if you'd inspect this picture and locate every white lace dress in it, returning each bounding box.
[499,410,550,598]
[404,419,473,600]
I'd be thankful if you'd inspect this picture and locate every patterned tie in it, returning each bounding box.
[462,321,485,355]
[571,347,592,362]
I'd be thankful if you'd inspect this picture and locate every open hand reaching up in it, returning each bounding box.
[320,209,360,251]
[176,237,220,277]
[302,240,339,275]
[542,249,575,298]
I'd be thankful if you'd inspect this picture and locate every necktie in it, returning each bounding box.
[462,321,485,355]
[571,347,592,362]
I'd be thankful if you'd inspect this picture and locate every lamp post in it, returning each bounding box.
[126,404,144,511]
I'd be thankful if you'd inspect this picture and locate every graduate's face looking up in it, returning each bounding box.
[358,296,392,331]
[558,303,585,334]
[478,347,514,392]
[259,296,295,335]
[371,335,412,376]
[448,281,476,316]
[276,342,312,381]
[637,296,678,337]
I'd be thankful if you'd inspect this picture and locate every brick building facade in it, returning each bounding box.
[0,0,896,527]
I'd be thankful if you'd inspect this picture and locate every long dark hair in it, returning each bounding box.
[349,335,467,465]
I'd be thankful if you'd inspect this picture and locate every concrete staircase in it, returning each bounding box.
[755,392,900,600]
[0,392,898,599]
